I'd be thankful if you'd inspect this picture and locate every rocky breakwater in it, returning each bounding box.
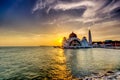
[73,71,120,80]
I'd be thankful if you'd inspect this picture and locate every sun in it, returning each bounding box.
[58,37,63,43]
[53,37,63,46]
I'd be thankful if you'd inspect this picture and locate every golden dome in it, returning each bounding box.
[69,32,77,38]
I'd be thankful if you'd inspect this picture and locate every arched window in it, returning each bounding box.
[69,40,81,46]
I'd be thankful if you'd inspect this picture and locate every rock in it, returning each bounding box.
[116,75,120,79]
[91,72,99,75]
[115,71,120,75]
[77,71,120,80]
[107,71,114,74]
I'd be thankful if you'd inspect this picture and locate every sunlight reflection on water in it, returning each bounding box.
[0,47,72,80]
[64,48,120,78]
[0,47,120,79]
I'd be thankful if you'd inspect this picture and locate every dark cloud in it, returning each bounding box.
[0,0,120,33]
[32,0,120,26]
[110,7,120,19]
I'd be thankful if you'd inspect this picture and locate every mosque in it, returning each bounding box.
[62,30,92,49]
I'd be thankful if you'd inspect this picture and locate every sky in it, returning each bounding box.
[0,0,120,46]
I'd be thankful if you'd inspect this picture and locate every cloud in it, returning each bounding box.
[0,0,120,45]
[32,0,120,26]
[53,1,95,11]
[1,0,120,35]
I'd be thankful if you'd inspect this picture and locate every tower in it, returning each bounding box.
[88,29,92,45]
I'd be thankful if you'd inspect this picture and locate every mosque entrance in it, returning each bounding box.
[69,40,81,46]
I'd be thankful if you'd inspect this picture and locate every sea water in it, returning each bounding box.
[0,47,120,79]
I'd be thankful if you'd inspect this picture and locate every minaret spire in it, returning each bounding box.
[88,29,92,45]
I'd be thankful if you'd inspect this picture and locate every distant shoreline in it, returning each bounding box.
[0,46,120,50]
[0,45,62,47]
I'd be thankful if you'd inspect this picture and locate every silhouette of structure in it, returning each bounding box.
[88,29,92,45]
[62,30,92,49]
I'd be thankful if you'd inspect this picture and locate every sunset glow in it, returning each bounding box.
[0,0,120,46]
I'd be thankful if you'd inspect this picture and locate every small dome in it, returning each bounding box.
[69,32,77,38]
[83,36,86,39]
[82,36,87,41]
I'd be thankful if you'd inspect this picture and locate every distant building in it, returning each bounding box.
[62,30,92,49]
[92,40,120,48]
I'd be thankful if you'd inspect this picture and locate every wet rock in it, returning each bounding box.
[73,71,120,80]
[92,72,99,75]
[115,71,120,75]
[107,71,114,74]
[116,75,120,79]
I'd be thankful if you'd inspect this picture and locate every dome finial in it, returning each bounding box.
[69,32,77,38]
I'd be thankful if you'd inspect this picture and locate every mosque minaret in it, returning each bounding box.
[88,29,92,45]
